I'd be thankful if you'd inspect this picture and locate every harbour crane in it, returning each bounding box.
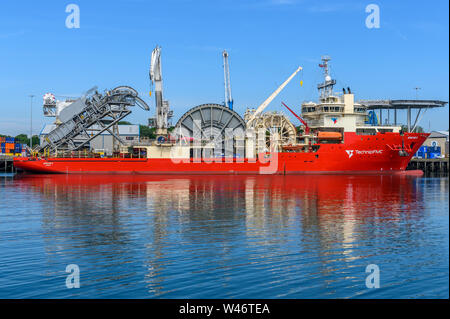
[223,50,233,110]
[150,46,172,141]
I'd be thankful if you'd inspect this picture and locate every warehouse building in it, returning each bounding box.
[40,124,140,155]
[424,131,449,157]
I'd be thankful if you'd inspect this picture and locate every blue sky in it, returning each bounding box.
[0,0,448,136]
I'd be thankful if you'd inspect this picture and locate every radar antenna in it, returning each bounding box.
[317,55,336,101]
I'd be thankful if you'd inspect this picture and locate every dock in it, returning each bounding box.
[0,155,15,173]
[407,157,449,173]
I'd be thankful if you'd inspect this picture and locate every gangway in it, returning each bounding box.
[39,86,149,153]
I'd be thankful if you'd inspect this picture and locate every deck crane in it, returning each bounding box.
[246,66,302,126]
[281,101,310,134]
[150,46,172,141]
[223,50,233,110]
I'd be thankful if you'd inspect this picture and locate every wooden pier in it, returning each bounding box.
[407,157,449,173]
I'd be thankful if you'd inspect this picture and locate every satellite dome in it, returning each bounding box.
[325,75,331,82]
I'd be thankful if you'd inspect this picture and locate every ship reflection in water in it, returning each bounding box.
[1,174,448,298]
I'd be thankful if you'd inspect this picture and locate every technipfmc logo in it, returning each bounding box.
[346,150,354,158]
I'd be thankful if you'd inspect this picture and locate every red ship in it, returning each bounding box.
[14,55,428,175]
[13,132,427,174]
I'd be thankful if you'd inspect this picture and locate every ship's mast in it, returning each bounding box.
[317,55,336,101]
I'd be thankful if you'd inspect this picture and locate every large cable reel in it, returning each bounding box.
[246,111,297,152]
[174,103,246,154]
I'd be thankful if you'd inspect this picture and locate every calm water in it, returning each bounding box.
[0,173,448,299]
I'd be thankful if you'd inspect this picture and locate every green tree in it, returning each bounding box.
[14,134,29,145]
[32,135,40,146]
[10,134,40,147]
[139,125,156,139]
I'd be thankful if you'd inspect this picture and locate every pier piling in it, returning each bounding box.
[1,156,14,173]
[407,158,449,173]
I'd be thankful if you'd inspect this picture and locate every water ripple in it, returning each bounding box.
[0,174,448,298]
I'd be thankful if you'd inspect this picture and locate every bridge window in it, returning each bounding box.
[302,106,316,113]
[320,106,343,112]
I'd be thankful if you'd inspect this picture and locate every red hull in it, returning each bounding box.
[14,132,428,174]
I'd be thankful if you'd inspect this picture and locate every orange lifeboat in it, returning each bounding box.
[317,132,342,140]
[282,145,304,151]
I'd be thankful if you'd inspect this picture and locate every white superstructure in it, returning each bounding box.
[301,56,401,135]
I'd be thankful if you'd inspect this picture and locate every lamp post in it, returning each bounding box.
[414,87,421,100]
[29,95,34,149]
